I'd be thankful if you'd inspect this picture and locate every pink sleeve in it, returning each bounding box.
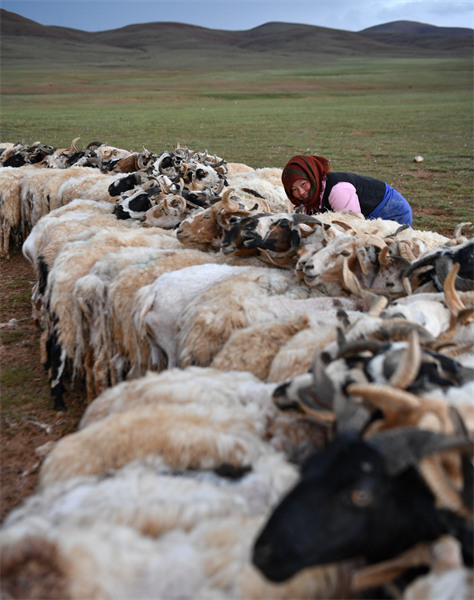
[327,182,361,212]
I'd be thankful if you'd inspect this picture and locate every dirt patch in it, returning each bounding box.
[1,251,86,523]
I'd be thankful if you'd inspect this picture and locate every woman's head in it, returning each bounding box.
[282,155,330,212]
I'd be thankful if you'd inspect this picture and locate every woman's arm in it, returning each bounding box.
[328,182,361,212]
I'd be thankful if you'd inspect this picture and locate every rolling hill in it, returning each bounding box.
[1,9,472,70]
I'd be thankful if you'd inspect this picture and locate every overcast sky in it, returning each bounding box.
[3,0,473,32]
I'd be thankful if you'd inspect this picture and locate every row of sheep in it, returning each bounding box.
[1,148,473,598]
[0,139,290,258]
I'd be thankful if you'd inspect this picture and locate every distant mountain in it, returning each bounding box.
[361,20,473,36]
[360,20,473,54]
[1,10,472,69]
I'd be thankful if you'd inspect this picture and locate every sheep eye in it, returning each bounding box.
[340,250,351,257]
[350,489,373,507]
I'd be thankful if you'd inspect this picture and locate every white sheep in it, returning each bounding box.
[133,263,265,369]
[102,247,246,385]
[176,275,365,369]
[79,367,278,429]
[0,165,38,257]
[226,167,292,213]
[39,401,277,486]
[55,169,120,206]
[0,513,344,600]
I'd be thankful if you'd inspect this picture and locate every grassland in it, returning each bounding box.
[1,56,473,233]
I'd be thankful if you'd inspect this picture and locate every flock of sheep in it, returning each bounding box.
[0,139,473,599]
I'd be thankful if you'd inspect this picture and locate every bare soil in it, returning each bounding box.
[1,251,86,523]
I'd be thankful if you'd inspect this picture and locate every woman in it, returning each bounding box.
[281,154,412,226]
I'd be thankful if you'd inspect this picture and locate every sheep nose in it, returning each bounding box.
[252,542,274,568]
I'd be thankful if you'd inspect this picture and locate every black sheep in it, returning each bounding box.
[252,428,473,583]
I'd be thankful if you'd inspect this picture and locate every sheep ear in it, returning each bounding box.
[369,427,474,476]
[356,247,372,275]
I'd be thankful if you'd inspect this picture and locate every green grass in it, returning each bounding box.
[0,280,33,310]
[0,366,36,389]
[1,57,473,233]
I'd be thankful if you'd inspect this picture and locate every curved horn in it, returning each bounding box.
[402,276,412,295]
[419,455,472,516]
[330,220,357,234]
[443,262,465,317]
[70,136,81,152]
[385,224,411,239]
[388,329,422,390]
[369,427,474,477]
[378,246,391,266]
[346,382,420,412]
[396,240,417,262]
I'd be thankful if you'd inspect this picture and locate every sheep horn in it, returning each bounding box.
[347,382,420,412]
[70,137,81,152]
[388,329,422,390]
[385,224,411,238]
[443,262,465,317]
[214,178,225,196]
[374,319,435,344]
[337,338,388,358]
[330,220,357,234]
[453,222,474,239]
[369,426,474,477]
[396,240,417,262]
[402,276,412,295]
[419,455,472,516]
[378,246,391,266]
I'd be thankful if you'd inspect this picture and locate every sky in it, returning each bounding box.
[2,0,473,33]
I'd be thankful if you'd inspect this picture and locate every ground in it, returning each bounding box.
[1,251,86,523]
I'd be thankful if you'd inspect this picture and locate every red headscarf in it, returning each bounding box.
[281,155,330,213]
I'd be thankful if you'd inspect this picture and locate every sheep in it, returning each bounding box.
[143,193,190,229]
[22,199,133,272]
[252,427,473,586]
[0,165,37,257]
[78,367,279,429]
[220,211,320,268]
[133,263,259,369]
[55,169,120,206]
[176,188,265,251]
[76,366,327,464]
[208,295,368,382]
[72,245,185,399]
[20,166,110,231]
[175,268,322,368]
[226,167,292,213]
[297,231,405,296]
[38,401,278,486]
[226,162,255,175]
[102,247,252,386]
[4,454,300,538]
[267,314,354,383]
[176,269,369,370]
[38,228,183,408]
[403,239,474,292]
[210,315,313,380]
[0,514,346,600]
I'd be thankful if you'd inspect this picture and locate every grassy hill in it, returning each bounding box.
[1,11,472,235]
[1,10,472,69]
